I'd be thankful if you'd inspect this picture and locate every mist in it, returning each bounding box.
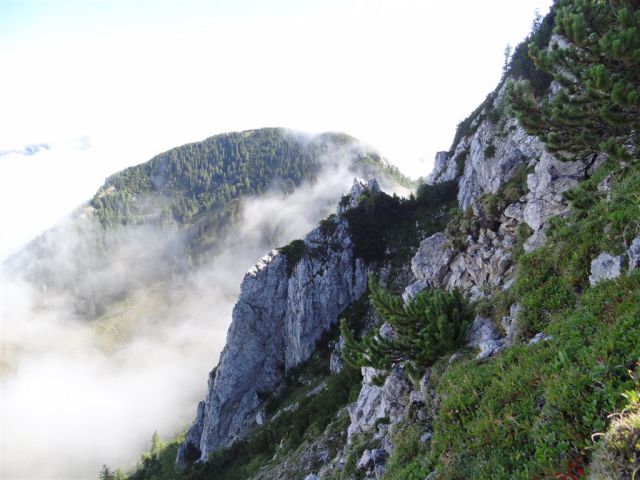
[0,150,403,479]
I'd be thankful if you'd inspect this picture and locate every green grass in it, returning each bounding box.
[425,272,640,479]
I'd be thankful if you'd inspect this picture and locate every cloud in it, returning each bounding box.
[0,147,403,479]
[0,142,51,157]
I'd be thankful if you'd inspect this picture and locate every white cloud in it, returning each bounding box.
[0,0,553,180]
[0,150,395,478]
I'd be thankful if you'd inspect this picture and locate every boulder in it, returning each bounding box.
[529,332,553,345]
[467,315,505,359]
[589,253,623,286]
[410,232,456,288]
[347,367,387,442]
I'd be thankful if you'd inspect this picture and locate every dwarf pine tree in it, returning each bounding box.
[508,0,640,162]
[340,274,472,383]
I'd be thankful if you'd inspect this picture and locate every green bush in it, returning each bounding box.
[483,144,497,159]
[319,214,338,236]
[343,181,457,267]
[341,274,473,382]
[278,239,306,277]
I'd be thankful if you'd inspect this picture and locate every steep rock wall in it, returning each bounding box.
[411,86,603,299]
[177,181,372,465]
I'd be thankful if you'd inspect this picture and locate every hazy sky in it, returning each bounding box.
[0,0,553,258]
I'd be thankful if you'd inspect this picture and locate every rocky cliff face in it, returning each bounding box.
[338,84,606,478]
[408,85,603,301]
[177,84,588,472]
[177,180,375,465]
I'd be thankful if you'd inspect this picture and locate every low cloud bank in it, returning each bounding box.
[0,150,401,478]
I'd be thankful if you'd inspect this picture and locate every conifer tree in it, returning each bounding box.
[508,0,640,162]
[99,465,115,480]
[340,274,472,383]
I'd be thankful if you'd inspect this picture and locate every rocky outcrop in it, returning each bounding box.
[177,181,373,465]
[444,226,516,295]
[408,232,456,290]
[337,178,381,214]
[329,337,345,374]
[589,252,623,286]
[425,151,457,185]
[628,236,640,271]
[524,151,603,234]
[410,88,609,299]
[179,249,289,465]
[501,303,521,347]
[346,365,412,443]
[357,448,388,478]
[346,367,387,442]
[456,115,542,211]
[466,315,505,360]
[284,221,369,369]
[404,217,519,300]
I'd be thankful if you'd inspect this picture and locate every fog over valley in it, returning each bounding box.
[0,145,404,478]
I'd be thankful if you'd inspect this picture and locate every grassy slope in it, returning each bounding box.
[381,160,640,479]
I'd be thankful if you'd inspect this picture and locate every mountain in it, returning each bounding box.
[89,128,411,254]
[5,128,411,323]
[118,2,640,480]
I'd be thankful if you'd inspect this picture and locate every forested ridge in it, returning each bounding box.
[90,128,410,227]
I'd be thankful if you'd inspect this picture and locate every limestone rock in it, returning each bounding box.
[457,118,535,210]
[402,279,429,303]
[329,337,345,374]
[347,367,387,442]
[627,236,640,271]
[304,474,319,480]
[501,303,521,347]
[378,322,396,341]
[467,315,505,360]
[523,228,547,253]
[337,178,381,214]
[176,401,205,468]
[347,365,412,442]
[179,191,373,463]
[425,151,457,184]
[529,332,553,345]
[447,82,546,210]
[410,232,456,288]
[597,173,613,199]
[285,221,368,369]
[589,253,623,286]
[523,151,588,232]
[357,449,387,471]
[382,365,411,425]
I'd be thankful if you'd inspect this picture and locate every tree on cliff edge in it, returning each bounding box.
[508,0,640,162]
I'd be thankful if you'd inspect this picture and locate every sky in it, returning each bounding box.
[0,0,553,259]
